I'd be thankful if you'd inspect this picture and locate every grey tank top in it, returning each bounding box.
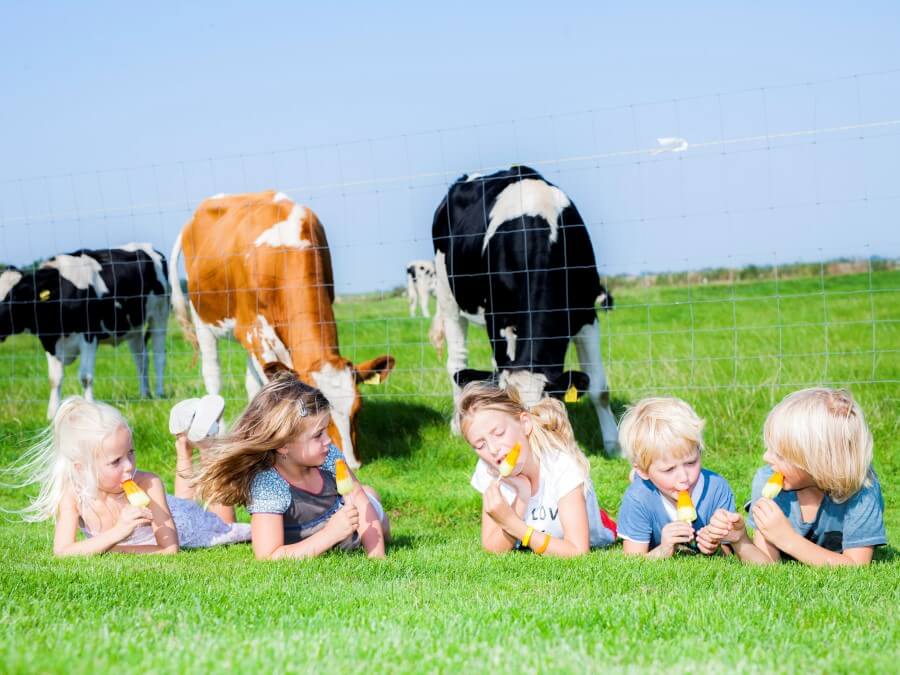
[283,469,359,550]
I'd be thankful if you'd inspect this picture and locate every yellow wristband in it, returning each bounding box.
[521,526,535,548]
[534,532,551,555]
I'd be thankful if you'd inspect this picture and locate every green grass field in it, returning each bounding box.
[1,269,898,673]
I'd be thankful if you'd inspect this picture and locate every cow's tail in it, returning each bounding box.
[428,304,445,360]
[168,231,199,356]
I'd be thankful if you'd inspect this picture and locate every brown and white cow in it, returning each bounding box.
[169,190,394,467]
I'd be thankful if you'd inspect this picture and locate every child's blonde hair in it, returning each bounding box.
[195,372,331,506]
[454,382,591,479]
[618,397,705,473]
[764,387,872,502]
[5,397,130,521]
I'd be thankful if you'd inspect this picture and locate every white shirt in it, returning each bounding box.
[470,449,615,548]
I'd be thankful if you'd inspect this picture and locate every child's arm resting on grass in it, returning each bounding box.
[483,483,590,557]
[251,503,359,560]
[331,450,386,558]
[624,521,695,559]
[347,483,385,559]
[619,492,692,559]
[541,487,590,557]
[702,509,775,564]
[751,499,874,566]
[110,474,179,555]
[480,481,525,552]
[53,486,154,557]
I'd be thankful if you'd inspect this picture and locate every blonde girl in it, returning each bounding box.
[703,387,886,565]
[10,397,250,556]
[195,372,388,560]
[457,382,617,557]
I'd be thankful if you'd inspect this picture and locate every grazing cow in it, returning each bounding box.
[406,259,436,317]
[169,190,395,468]
[0,244,169,418]
[431,166,619,456]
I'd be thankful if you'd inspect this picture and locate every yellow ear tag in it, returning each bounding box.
[364,373,382,385]
[39,289,51,301]
[564,385,578,403]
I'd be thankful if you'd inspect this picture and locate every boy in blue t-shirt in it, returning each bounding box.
[701,388,886,566]
[616,397,736,558]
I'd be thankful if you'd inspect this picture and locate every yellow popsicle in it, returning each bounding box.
[761,471,784,499]
[335,459,354,496]
[498,442,521,478]
[676,489,697,523]
[121,479,150,508]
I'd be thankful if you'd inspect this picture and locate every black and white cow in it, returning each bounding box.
[0,243,169,418]
[431,166,619,456]
[406,259,436,317]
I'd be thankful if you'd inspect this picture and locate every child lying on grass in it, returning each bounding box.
[458,382,617,557]
[617,397,737,558]
[699,387,886,566]
[194,368,389,560]
[10,396,249,556]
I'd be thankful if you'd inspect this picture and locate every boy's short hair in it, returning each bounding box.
[764,387,872,502]
[618,397,705,472]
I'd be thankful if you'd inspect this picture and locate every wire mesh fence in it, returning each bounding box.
[1,69,898,418]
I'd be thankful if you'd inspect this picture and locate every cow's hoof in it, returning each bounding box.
[602,441,623,459]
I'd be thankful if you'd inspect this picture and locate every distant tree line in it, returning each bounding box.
[603,256,898,290]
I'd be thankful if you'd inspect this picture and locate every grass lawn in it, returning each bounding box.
[1,269,898,673]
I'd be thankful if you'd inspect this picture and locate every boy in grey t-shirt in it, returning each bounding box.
[698,388,886,565]
[745,466,886,558]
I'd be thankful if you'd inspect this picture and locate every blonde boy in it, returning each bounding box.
[617,397,736,558]
[701,388,885,566]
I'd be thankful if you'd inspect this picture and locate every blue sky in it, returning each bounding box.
[1,2,898,292]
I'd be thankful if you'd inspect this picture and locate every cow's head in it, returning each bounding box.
[265,355,395,468]
[0,267,25,342]
[453,368,590,409]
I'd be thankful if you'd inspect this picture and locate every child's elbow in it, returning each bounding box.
[570,541,590,557]
[160,543,179,555]
[254,545,279,561]
[481,537,510,554]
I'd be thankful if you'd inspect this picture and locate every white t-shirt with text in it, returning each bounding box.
[470,449,616,548]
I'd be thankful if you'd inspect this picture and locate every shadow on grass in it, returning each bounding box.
[873,545,898,563]
[356,400,445,462]
[385,533,417,550]
[568,395,630,460]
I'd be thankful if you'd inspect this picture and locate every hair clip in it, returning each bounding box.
[297,399,308,417]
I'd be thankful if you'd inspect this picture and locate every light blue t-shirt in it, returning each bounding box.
[747,465,886,555]
[617,468,736,549]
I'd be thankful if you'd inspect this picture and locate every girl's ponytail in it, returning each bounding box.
[526,396,590,479]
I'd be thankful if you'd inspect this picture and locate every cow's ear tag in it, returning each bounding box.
[363,373,382,385]
[39,289,51,301]
[564,385,579,403]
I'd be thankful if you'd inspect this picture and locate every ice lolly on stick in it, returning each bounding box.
[335,459,354,496]
[676,489,697,523]
[121,479,151,508]
[498,442,522,478]
[761,471,784,499]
